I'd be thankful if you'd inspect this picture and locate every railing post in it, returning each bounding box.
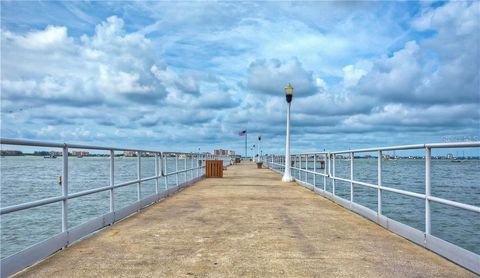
[62,145,68,233]
[323,154,327,191]
[297,155,300,180]
[163,154,168,190]
[175,154,179,187]
[305,155,308,183]
[332,153,336,196]
[110,150,114,212]
[190,154,194,181]
[184,155,187,183]
[300,155,302,181]
[425,147,431,235]
[196,154,199,178]
[378,150,382,215]
[350,152,354,203]
[296,155,299,179]
[137,152,141,201]
[299,155,301,179]
[295,155,302,181]
[313,154,316,188]
[154,153,159,195]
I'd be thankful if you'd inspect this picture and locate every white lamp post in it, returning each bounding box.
[282,83,294,182]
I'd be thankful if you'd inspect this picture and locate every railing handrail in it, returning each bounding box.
[266,157,480,213]
[291,141,480,155]
[0,138,212,154]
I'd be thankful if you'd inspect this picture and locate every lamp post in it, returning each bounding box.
[282,83,294,182]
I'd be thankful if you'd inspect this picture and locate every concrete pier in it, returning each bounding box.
[15,162,476,277]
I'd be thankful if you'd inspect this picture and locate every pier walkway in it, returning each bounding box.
[16,162,475,277]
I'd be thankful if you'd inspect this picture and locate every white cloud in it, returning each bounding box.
[247,58,319,97]
[1,2,478,153]
[353,2,479,106]
[1,79,37,93]
[4,25,72,50]
[98,65,152,94]
[150,64,199,95]
[356,41,422,102]
[344,103,479,129]
[1,16,164,105]
[412,1,478,36]
[342,65,367,88]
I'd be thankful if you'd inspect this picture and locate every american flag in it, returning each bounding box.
[238,130,247,136]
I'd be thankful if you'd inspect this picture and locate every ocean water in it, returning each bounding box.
[270,157,480,255]
[1,156,479,259]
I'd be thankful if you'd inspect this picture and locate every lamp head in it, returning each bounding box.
[284,83,294,103]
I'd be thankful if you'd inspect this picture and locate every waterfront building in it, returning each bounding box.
[214,149,234,156]
[71,151,90,157]
[0,150,23,156]
[124,151,137,157]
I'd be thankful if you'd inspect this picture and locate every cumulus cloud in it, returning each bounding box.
[192,92,239,109]
[412,1,478,35]
[355,1,479,106]
[3,25,72,50]
[98,65,152,94]
[295,92,374,117]
[342,64,368,88]
[150,65,199,95]
[357,41,422,102]
[1,16,163,107]
[1,1,478,153]
[247,58,319,97]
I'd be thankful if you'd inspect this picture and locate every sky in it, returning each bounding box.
[1,1,479,155]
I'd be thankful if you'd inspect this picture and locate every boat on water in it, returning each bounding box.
[43,155,57,159]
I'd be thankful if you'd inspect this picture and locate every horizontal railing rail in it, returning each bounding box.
[0,138,232,277]
[263,142,480,274]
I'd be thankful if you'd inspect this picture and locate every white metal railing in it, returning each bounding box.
[262,142,480,274]
[0,138,232,277]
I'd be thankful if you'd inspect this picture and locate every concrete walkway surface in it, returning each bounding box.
[15,162,476,277]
